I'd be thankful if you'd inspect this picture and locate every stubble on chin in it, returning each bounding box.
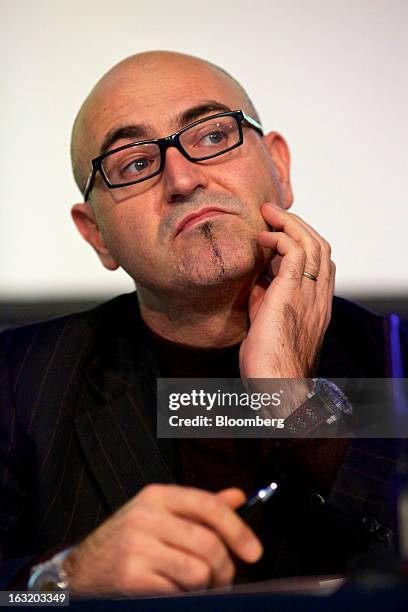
[174,218,262,290]
[199,221,226,276]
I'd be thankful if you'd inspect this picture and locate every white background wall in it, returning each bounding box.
[1,0,407,299]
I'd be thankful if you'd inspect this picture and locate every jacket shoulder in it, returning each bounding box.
[0,292,139,375]
[320,296,387,376]
[330,295,385,335]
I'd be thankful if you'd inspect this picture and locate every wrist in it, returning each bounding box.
[61,544,91,596]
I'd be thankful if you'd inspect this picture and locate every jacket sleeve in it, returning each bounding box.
[324,437,399,546]
[325,317,408,548]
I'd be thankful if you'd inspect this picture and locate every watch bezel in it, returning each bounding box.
[27,547,72,591]
[28,564,68,591]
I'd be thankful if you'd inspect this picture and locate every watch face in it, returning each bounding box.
[319,379,353,416]
[30,569,67,591]
[36,571,57,590]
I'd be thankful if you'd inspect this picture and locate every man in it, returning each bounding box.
[1,51,406,595]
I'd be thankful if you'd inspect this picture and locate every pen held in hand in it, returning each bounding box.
[236,482,279,522]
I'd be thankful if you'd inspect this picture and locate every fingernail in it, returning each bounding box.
[244,539,263,562]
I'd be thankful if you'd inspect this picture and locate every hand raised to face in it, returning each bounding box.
[239,203,335,384]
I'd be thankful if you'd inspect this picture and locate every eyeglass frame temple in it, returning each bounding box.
[82,110,264,201]
[240,111,263,136]
[83,162,97,202]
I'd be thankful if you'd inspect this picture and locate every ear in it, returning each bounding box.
[71,203,119,270]
[262,131,293,210]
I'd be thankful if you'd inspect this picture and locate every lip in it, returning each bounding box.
[174,207,232,236]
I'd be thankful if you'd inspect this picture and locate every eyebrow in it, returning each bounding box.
[176,101,231,127]
[99,101,232,155]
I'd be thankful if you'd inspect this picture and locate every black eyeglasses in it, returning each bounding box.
[83,110,263,201]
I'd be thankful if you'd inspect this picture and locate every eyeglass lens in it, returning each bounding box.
[101,115,240,189]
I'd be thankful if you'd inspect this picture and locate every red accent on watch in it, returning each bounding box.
[283,390,331,437]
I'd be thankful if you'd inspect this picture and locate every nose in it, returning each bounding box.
[162,146,208,203]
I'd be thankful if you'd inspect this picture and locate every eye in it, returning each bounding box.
[199,130,227,146]
[125,158,151,173]
[116,156,155,181]
[105,144,161,183]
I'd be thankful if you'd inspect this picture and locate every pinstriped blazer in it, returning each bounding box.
[0,292,406,584]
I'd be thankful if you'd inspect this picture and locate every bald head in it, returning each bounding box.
[70,51,260,195]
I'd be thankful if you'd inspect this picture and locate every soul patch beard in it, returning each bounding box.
[199,221,226,276]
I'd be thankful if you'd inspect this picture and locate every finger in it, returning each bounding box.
[94,535,181,595]
[294,221,332,290]
[262,203,331,251]
[257,231,307,288]
[284,214,333,292]
[168,520,235,587]
[133,534,213,591]
[318,253,335,297]
[261,205,334,288]
[325,261,336,327]
[269,253,282,278]
[142,485,263,564]
[216,487,247,509]
[126,571,180,596]
[262,204,334,289]
[261,204,321,278]
[141,510,236,587]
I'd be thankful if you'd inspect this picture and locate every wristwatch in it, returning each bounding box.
[283,378,353,437]
[27,547,73,591]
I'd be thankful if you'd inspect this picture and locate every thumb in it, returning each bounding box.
[216,487,246,509]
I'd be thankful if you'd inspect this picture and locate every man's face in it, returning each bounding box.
[72,54,292,299]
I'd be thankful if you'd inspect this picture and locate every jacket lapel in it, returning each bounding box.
[74,293,177,513]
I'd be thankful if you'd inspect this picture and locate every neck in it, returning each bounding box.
[137,276,255,348]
